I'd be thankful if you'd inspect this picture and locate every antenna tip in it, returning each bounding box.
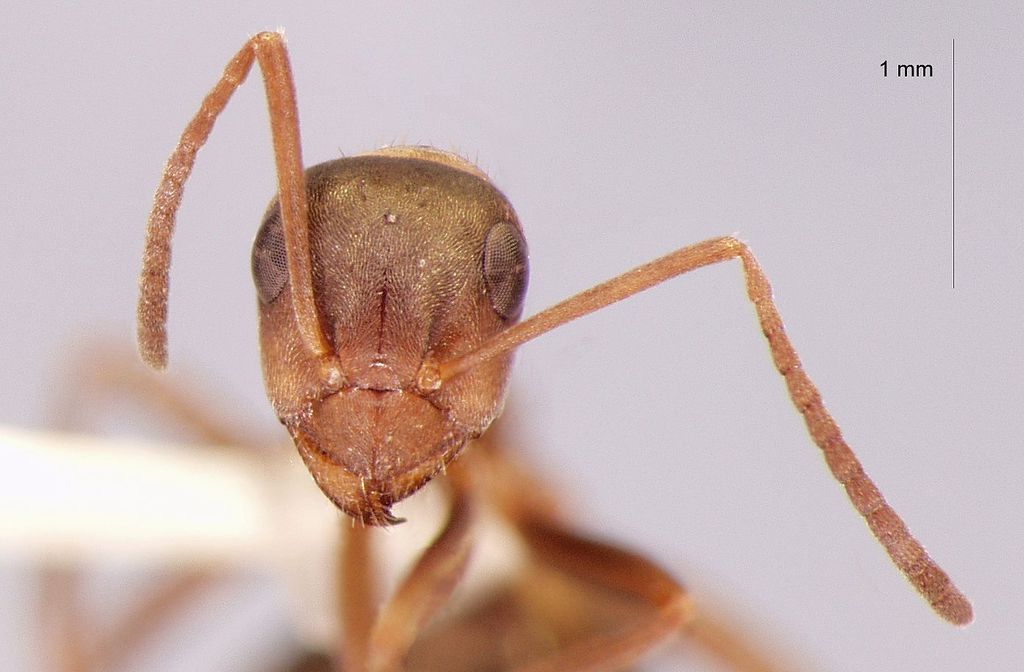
[935,590,973,627]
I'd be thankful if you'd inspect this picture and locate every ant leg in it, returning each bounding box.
[349,477,476,672]
[42,344,254,671]
[39,567,89,672]
[338,523,375,672]
[39,558,220,672]
[463,427,791,672]
[53,342,264,448]
[436,235,971,625]
[511,517,693,672]
[682,603,798,672]
[336,470,477,672]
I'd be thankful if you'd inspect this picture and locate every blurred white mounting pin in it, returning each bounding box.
[0,424,334,565]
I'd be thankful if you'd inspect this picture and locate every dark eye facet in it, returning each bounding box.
[482,221,528,320]
[251,211,289,304]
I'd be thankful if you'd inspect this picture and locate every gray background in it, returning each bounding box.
[1,2,1021,671]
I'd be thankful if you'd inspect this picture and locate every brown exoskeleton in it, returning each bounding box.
[136,30,972,671]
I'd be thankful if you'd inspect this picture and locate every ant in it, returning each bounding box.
[133,30,971,671]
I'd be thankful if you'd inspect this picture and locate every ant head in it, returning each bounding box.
[252,149,528,524]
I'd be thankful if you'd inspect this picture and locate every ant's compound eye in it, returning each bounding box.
[251,211,289,304]
[482,221,529,320]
